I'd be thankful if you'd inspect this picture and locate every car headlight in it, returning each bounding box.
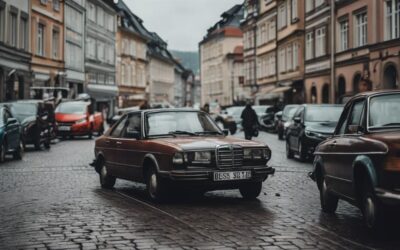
[172,152,184,165]
[75,118,87,124]
[184,151,212,164]
[244,148,271,160]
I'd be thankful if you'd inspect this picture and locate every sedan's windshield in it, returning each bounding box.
[305,106,343,123]
[10,103,37,121]
[282,106,298,120]
[369,94,400,129]
[146,111,222,137]
[56,102,87,114]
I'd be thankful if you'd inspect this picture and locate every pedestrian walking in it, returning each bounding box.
[241,102,258,140]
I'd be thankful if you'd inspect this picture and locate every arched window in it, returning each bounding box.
[383,65,398,89]
[337,76,346,98]
[311,85,317,104]
[353,73,362,93]
[322,84,329,103]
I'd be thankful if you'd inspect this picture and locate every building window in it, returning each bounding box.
[385,0,400,41]
[37,23,45,56]
[53,0,60,11]
[315,0,324,8]
[52,29,60,59]
[97,6,104,27]
[293,42,299,69]
[107,14,114,32]
[315,27,326,57]
[278,3,287,30]
[9,12,18,47]
[40,0,48,4]
[269,19,276,40]
[88,2,96,22]
[306,32,314,60]
[306,0,313,12]
[86,37,96,58]
[354,12,367,47]
[339,20,348,51]
[0,6,5,42]
[20,17,28,51]
[286,45,292,71]
[279,48,286,73]
[97,41,105,61]
[291,0,298,20]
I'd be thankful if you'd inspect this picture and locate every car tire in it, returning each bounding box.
[13,140,24,160]
[286,139,294,159]
[239,182,262,200]
[298,140,307,162]
[146,166,168,202]
[99,163,116,189]
[319,175,338,213]
[0,141,6,163]
[362,177,386,231]
[34,138,41,150]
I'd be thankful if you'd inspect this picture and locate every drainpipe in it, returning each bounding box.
[330,0,336,103]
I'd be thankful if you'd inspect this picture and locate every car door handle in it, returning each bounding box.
[116,141,122,145]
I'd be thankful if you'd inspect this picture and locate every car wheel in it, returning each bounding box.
[298,140,307,162]
[0,141,6,163]
[319,175,338,213]
[13,140,24,160]
[239,182,262,200]
[34,138,41,150]
[99,163,116,189]
[286,139,294,159]
[362,177,385,231]
[44,139,51,149]
[146,166,167,202]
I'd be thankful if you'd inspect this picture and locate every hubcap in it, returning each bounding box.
[365,196,376,227]
[149,173,157,197]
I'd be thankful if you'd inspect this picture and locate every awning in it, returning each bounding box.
[270,86,292,94]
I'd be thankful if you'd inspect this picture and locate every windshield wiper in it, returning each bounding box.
[195,131,223,135]
[168,130,197,136]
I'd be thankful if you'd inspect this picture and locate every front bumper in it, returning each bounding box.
[159,166,275,189]
[375,188,400,206]
[56,122,91,136]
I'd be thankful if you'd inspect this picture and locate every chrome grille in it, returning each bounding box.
[216,145,243,168]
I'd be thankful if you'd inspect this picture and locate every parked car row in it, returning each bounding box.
[0,98,104,163]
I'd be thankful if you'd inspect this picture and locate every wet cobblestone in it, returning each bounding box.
[0,134,399,249]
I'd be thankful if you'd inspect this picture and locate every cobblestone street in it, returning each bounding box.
[1,133,399,250]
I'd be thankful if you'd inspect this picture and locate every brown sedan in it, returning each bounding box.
[311,90,400,230]
[93,109,275,201]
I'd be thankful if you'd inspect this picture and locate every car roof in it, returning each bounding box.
[125,108,205,116]
[351,89,400,99]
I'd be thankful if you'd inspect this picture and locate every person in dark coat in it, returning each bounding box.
[241,103,258,140]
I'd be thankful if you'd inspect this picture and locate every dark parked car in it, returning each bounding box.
[9,100,53,149]
[93,109,275,201]
[276,105,300,140]
[286,104,343,161]
[311,90,400,230]
[0,106,24,162]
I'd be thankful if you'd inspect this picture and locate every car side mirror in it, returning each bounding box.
[222,129,229,136]
[7,117,17,125]
[348,125,364,134]
[294,117,301,124]
[126,128,140,139]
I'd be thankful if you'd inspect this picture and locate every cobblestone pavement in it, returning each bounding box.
[0,133,399,250]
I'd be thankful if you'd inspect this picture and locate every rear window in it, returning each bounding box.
[56,102,87,114]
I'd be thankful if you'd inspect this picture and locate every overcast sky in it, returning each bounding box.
[126,0,243,52]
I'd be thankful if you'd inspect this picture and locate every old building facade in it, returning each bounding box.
[31,0,65,95]
[304,0,332,104]
[85,0,117,118]
[200,4,244,107]
[115,0,149,108]
[254,0,277,104]
[65,0,86,98]
[0,0,31,101]
[334,0,400,102]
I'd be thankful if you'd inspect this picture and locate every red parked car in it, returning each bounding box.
[55,101,104,139]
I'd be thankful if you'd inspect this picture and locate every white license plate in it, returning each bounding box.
[213,171,252,181]
[58,126,71,131]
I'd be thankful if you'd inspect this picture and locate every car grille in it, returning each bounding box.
[216,145,243,168]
